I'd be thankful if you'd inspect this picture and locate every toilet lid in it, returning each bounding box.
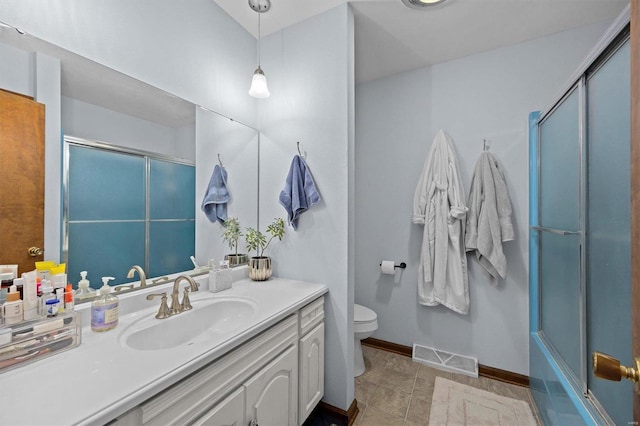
[354,304,377,323]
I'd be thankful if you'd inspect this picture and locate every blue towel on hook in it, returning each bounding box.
[201,164,229,224]
[279,155,321,230]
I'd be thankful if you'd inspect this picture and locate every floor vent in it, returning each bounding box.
[412,343,478,378]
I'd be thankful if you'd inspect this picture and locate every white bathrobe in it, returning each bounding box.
[465,152,514,284]
[412,130,469,315]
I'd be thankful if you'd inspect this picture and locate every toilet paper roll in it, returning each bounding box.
[380,260,396,275]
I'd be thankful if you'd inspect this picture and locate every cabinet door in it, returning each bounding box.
[192,386,245,426]
[299,323,324,425]
[245,344,298,426]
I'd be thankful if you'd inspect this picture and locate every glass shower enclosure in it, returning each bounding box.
[529,18,631,425]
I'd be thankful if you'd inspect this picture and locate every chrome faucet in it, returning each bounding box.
[127,265,147,287]
[169,275,200,315]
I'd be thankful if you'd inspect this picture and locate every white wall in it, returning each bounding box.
[257,4,355,411]
[61,96,195,161]
[354,20,611,375]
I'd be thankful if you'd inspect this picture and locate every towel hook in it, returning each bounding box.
[297,141,306,159]
[483,139,490,152]
[217,154,224,167]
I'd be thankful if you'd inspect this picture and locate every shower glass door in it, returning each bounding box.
[585,38,631,423]
[531,31,631,424]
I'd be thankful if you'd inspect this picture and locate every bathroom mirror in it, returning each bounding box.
[0,26,259,298]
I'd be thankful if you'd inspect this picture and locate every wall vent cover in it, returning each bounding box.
[412,343,478,377]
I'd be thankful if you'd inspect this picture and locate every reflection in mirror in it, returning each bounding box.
[0,25,260,300]
[195,108,259,268]
[63,136,196,288]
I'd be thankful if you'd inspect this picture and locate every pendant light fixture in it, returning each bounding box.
[248,0,271,98]
[401,0,447,9]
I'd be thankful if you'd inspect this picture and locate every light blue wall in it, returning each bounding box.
[61,96,195,161]
[0,0,256,126]
[257,4,355,410]
[0,0,254,264]
[0,42,32,95]
[354,20,612,376]
[0,42,62,263]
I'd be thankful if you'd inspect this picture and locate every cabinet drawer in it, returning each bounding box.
[299,297,324,336]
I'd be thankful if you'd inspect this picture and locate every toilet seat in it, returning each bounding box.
[353,303,378,377]
[354,304,378,334]
[354,304,377,323]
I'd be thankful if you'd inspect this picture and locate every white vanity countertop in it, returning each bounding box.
[0,276,327,426]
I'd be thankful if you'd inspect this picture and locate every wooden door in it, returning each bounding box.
[631,0,640,420]
[0,89,45,275]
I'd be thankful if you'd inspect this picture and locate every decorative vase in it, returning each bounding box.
[224,254,248,267]
[248,256,272,281]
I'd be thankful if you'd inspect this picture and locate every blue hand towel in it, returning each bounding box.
[279,155,321,230]
[201,164,230,224]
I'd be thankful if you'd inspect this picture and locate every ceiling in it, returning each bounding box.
[215,0,629,83]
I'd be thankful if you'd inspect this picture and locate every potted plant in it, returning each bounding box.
[245,217,286,281]
[221,217,248,267]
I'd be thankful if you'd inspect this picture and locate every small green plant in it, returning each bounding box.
[221,217,242,255]
[245,218,286,257]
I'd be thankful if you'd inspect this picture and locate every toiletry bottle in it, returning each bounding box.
[22,271,39,320]
[52,274,65,314]
[3,285,23,325]
[39,280,54,315]
[0,272,14,304]
[45,298,59,317]
[91,277,118,332]
[64,284,74,311]
[55,287,65,313]
[75,271,96,300]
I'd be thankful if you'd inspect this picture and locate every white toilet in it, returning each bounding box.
[354,303,378,377]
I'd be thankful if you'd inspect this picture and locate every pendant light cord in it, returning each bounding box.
[257,11,261,67]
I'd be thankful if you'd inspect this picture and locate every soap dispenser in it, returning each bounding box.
[75,271,96,300]
[91,277,118,332]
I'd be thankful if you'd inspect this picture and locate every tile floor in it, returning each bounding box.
[354,345,543,426]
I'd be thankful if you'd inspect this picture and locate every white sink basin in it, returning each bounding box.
[119,296,258,351]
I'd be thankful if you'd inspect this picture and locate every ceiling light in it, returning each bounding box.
[401,0,447,9]
[248,0,271,99]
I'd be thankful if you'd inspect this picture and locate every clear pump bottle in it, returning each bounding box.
[91,277,118,332]
[75,271,96,300]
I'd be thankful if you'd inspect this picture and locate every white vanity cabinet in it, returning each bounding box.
[298,297,325,425]
[193,387,245,426]
[114,296,325,426]
[196,345,298,426]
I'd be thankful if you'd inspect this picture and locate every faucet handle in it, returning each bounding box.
[181,287,193,311]
[114,284,134,293]
[152,276,169,285]
[146,292,171,319]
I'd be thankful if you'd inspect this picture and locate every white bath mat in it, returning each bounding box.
[429,377,536,425]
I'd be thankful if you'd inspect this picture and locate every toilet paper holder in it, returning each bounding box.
[379,262,406,269]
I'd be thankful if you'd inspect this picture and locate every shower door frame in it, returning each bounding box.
[631,0,640,420]
[529,6,638,423]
